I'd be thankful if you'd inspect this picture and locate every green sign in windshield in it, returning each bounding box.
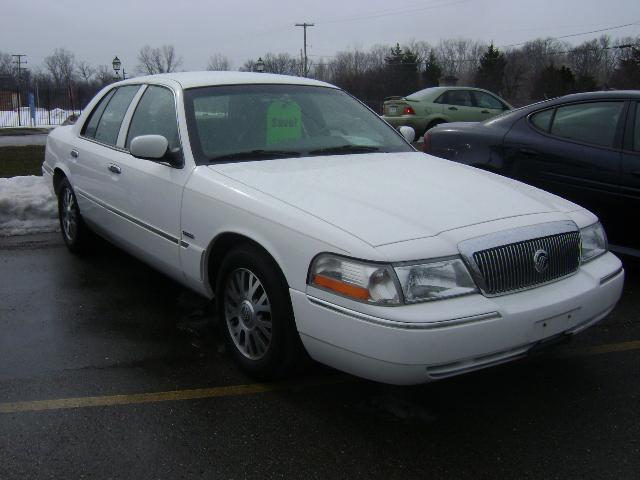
[266,100,302,145]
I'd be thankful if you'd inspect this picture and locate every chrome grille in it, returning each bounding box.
[471,231,580,295]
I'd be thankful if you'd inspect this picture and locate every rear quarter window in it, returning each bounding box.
[529,109,554,132]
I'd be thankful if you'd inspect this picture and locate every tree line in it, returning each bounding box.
[1,35,639,111]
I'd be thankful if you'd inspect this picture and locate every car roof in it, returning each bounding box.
[548,90,640,102]
[114,71,337,90]
[406,86,506,100]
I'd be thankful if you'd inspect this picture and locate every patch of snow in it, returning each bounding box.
[0,175,59,236]
[0,107,81,127]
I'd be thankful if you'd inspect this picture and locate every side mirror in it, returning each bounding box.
[399,126,415,143]
[130,135,169,160]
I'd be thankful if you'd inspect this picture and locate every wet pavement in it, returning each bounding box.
[1,233,639,479]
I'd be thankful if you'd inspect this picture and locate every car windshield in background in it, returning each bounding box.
[184,84,413,164]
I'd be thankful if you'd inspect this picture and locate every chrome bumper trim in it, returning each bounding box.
[307,296,501,330]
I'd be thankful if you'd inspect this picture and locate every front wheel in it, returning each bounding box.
[216,245,304,379]
[57,178,91,253]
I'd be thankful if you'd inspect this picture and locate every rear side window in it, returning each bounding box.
[550,101,624,148]
[530,109,554,132]
[126,86,180,151]
[92,86,140,146]
[82,89,116,139]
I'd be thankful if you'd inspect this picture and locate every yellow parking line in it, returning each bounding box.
[560,340,640,357]
[1,340,638,414]
[0,376,348,414]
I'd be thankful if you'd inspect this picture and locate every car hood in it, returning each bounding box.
[208,152,581,247]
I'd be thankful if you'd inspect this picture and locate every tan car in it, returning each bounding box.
[382,86,512,137]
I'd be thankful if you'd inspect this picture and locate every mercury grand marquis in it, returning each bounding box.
[43,72,624,384]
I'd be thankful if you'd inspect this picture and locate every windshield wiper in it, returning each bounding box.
[209,149,301,162]
[308,145,381,156]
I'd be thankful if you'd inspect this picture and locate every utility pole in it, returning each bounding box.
[12,54,27,126]
[295,23,314,77]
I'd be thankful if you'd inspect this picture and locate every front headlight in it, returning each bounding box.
[580,222,607,263]
[394,258,478,302]
[308,254,401,305]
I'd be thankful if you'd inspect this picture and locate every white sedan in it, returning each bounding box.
[43,72,624,385]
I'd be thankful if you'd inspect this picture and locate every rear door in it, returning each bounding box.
[505,100,625,243]
[620,100,640,252]
[73,85,142,231]
[440,90,478,122]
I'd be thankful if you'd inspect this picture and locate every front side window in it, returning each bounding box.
[93,85,140,146]
[184,84,413,164]
[444,90,473,107]
[634,103,640,152]
[473,91,504,110]
[550,101,624,148]
[126,85,179,152]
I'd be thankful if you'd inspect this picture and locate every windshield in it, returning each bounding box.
[184,84,413,164]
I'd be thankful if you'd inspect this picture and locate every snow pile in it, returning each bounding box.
[0,107,81,127]
[0,175,59,236]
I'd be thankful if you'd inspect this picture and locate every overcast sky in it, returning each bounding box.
[3,0,640,74]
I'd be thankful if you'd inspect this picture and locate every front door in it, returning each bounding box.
[100,84,188,280]
[619,100,640,252]
[504,100,625,243]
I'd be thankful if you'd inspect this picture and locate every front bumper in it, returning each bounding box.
[291,252,624,385]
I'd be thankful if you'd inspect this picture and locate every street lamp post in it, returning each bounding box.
[255,57,265,73]
[112,56,127,80]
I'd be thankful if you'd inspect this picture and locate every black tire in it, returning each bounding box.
[215,244,304,379]
[424,120,446,134]
[57,178,91,254]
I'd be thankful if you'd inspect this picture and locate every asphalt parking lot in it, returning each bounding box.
[1,233,639,479]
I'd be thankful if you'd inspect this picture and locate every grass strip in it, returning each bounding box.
[0,145,45,178]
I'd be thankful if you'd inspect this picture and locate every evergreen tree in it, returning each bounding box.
[532,64,576,100]
[422,51,442,87]
[474,43,506,94]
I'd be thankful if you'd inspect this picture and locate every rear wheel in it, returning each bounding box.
[57,178,91,253]
[424,120,446,134]
[216,244,304,379]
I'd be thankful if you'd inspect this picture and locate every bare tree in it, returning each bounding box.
[76,60,95,82]
[95,64,115,85]
[240,59,257,72]
[567,39,603,80]
[0,51,13,78]
[502,49,529,105]
[137,45,183,74]
[436,39,486,83]
[206,53,231,71]
[261,53,302,76]
[44,48,76,86]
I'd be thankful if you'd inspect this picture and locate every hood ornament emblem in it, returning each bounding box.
[533,249,549,274]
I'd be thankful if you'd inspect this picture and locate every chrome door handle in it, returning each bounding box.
[108,164,121,174]
[70,150,79,158]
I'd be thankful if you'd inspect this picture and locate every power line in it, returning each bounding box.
[499,19,640,48]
